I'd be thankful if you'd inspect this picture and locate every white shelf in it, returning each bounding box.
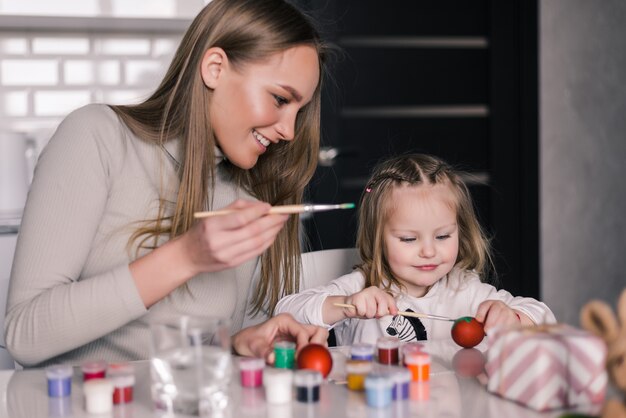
[0,14,191,33]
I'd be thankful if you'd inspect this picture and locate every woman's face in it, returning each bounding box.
[208,45,320,169]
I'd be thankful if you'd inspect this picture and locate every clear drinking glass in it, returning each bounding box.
[149,315,232,416]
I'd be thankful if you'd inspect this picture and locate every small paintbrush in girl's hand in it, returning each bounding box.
[194,203,355,219]
[333,303,455,322]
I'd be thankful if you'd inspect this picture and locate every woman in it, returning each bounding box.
[5,0,328,367]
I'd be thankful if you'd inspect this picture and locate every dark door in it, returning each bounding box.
[297,1,539,298]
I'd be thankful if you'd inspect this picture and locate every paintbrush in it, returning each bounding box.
[194,203,355,219]
[333,302,455,322]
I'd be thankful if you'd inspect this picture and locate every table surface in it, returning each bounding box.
[0,340,604,418]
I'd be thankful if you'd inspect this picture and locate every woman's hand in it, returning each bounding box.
[181,199,289,275]
[475,300,530,333]
[129,199,288,308]
[344,286,398,319]
[232,313,329,364]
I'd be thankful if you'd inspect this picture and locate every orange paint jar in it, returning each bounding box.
[404,351,430,382]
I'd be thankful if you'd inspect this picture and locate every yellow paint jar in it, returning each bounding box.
[345,359,372,391]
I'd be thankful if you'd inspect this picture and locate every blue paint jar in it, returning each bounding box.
[364,372,392,408]
[389,367,411,400]
[46,365,73,397]
[350,343,375,361]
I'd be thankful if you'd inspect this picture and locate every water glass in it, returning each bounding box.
[149,315,232,416]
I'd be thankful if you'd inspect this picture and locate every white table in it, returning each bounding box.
[0,341,604,418]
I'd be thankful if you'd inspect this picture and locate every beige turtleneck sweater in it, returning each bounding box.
[5,104,258,367]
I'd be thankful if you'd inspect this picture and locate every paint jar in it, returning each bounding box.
[400,342,424,366]
[405,351,430,382]
[345,359,372,391]
[263,368,293,404]
[389,367,411,400]
[274,341,296,369]
[294,369,322,403]
[350,343,375,361]
[81,360,107,381]
[107,362,135,404]
[364,372,393,408]
[239,357,265,388]
[46,365,73,397]
[376,337,400,365]
[83,378,114,414]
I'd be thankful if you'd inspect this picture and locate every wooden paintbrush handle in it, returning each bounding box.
[333,302,454,322]
[194,205,305,218]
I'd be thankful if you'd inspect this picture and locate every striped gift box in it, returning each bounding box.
[485,324,607,411]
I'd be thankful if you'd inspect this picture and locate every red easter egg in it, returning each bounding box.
[451,317,484,348]
[452,348,486,377]
[296,343,333,378]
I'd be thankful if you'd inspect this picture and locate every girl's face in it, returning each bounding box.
[383,183,459,298]
[208,45,320,169]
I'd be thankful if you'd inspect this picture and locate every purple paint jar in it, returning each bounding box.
[389,367,411,400]
[46,365,73,397]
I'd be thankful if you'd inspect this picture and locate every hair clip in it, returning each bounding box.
[365,187,372,193]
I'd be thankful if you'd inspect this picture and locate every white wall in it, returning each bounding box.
[540,0,626,325]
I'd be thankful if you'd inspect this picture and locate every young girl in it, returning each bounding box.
[275,154,555,345]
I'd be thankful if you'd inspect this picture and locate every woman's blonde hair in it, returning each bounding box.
[110,0,328,315]
[356,153,493,291]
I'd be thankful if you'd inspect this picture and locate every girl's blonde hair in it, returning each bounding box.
[356,153,493,291]
[110,0,328,315]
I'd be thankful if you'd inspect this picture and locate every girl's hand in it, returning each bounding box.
[232,313,328,365]
[475,300,527,333]
[181,199,289,275]
[344,286,399,319]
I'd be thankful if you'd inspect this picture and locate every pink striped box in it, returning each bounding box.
[485,325,607,411]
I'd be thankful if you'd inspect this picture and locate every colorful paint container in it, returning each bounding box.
[107,362,135,404]
[400,342,424,366]
[273,341,296,369]
[81,360,107,381]
[83,378,114,414]
[389,367,411,400]
[350,343,375,361]
[239,357,265,388]
[294,369,322,403]
[405,351,430,382]
[345,359,372,391]
[364,372,393,408]
[46,365,73,398]
[263,368,293,404]
[376,337,400,365]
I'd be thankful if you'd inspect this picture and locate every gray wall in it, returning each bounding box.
[540,0,626,325]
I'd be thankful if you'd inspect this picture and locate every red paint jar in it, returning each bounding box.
[112,382,134,404]
[81,360,107,381]
[107,362,135,404]
[376,337,400,365]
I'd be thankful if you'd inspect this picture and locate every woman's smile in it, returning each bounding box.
[252,129,271,148]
